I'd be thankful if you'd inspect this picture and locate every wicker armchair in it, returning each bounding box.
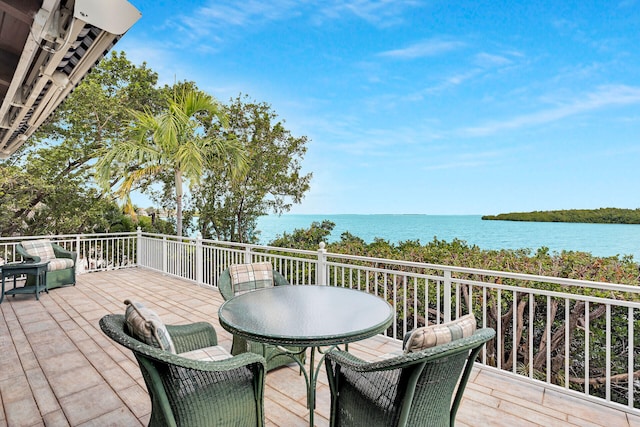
[324,328,496,427]
[218,266,306,372]
[16,239,76,289]
[99,314,266,427]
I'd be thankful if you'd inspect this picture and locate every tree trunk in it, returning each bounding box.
[175,170,183,237]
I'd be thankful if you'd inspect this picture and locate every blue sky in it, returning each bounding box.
[121,0,640,215]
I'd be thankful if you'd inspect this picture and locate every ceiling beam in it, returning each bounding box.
[0,48,19,87]
[0,0,41,25]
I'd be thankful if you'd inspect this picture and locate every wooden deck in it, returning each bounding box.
[0,268,638,426]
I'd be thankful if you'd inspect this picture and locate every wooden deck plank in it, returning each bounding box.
[0,268,637,426]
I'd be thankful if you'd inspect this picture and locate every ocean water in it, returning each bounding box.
[255,214,640,260]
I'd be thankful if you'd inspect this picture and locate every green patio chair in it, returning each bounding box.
[99,314,266,427]
[324,328,496,427]
[218,263,306,372]
[16,239,77,289]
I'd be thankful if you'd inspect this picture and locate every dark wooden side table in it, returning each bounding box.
[0,261,50,303]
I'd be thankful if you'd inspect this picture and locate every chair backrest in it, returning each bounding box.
[218,263,289,300]
[401,328,495,426]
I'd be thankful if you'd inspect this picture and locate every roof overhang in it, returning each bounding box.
[0,0,141,158]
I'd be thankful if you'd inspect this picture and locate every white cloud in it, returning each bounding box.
[317,0,423,27]
[182,0,299,30]
[175,0,422,40]
[378,39,465,59]
[422,159,489,171]
[474,52,512,68]
[459,85,640,137]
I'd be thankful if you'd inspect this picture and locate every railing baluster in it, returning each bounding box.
[413,277,417,331]
[606,304,611,402]
[528,293,533,379]
[565,298,570,390]
[497,289,502,370]
[402,274,407,337]
[546,295,551,384]
[628,306,634,408]
[513,290,517,374]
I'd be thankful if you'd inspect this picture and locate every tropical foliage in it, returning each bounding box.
[95,83,246,236]
[1,52,302,238]
[483,207,640,224]
[194,95,311,243]
[268,221,640,408]
[0,52,162,235]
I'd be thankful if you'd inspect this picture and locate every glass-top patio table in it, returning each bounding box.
[218,284,394,426]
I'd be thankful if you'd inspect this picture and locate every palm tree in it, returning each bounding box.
[95,85,246,236]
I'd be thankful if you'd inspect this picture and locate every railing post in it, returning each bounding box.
[162,236,168,274]
[196,233,203,286]
[244,245,252,264]
[317,242,327,286]
[444,269,452,322]
[136,227,142,267]
[75,234,81,267]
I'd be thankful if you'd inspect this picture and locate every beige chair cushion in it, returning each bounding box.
[403,314,477,353]
[228,262,274,295]
[47,258,74,271]
[180,345,232,362]
[20,239,56,261]
[124,299,176,353]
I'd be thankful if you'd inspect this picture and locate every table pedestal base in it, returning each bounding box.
[273,344,344,426]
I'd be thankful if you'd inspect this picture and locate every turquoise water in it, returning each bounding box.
[255,214,640,260]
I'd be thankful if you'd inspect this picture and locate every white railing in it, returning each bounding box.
[0,232,138,273]
[135,233,640,415]
[1,231,638,414]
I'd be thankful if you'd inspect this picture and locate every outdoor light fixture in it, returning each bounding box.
[0,0,142,158]
[73,0,142,35]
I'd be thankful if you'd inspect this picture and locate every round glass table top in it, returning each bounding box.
[218,285,394,347]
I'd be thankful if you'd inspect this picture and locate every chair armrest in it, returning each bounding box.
[218,269,234,300]
[274,270,290,286]
[167,322,219,353]
[139,346,266,426]
[52,243,77,262]
[178,350,266,373]
[16,244,40,262]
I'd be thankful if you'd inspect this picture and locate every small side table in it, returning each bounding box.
[0,261,49,304]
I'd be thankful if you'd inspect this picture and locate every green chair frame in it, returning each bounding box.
[100,314,266,427]
[218,267,306,372]
[324,328,496,427]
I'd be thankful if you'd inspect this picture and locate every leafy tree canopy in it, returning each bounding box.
[94,82,245,236]
[0,52,163,235]
[194,94,312,243]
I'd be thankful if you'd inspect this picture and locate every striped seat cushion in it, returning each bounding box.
[228,262,274,295]
[47,258,74,271]
[20,239,56,261]
[403,314,477,353]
